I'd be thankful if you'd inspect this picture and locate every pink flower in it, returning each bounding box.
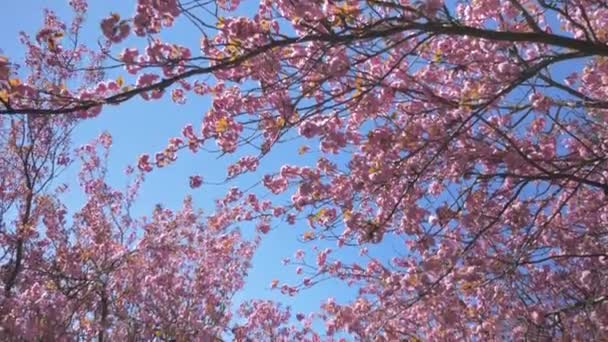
[189,175,203,189]
[257,222,270,234]
[120,48,141,74]
[303,277,312,286]
[98,132,112,148]
[294,249,305,260]
[100,13,130,43]
[137,154,153,172]
[316,248,331,267]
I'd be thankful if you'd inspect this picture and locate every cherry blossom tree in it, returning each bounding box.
[2,0,608,340]
[0,4,305,341]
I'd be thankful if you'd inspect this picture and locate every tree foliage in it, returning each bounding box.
[1,0,608,340]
